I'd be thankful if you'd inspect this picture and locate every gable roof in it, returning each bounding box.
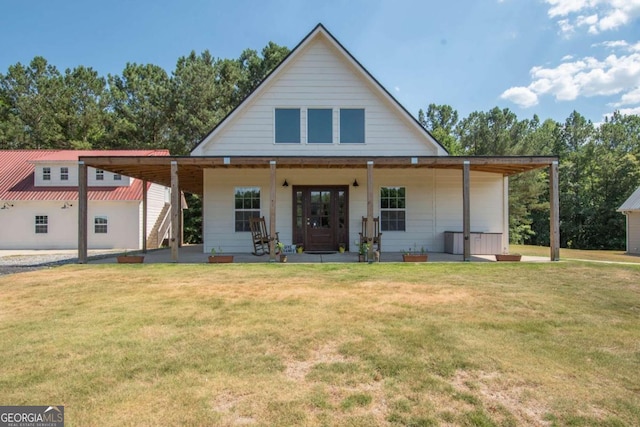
[0,150,168,202]
[619,186,640,212]
[191,23,448,155]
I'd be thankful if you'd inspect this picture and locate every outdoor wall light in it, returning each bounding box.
[282,179,289,187]
[1,202,14,209]
[352,179,359,187]
[61,202,73,209]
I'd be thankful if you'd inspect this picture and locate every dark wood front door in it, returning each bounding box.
[293,186,348,252]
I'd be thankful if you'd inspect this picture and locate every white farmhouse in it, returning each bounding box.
[78,24,560,262]
[0,150,173,250]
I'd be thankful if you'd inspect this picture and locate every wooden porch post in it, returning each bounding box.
[142,180,148,253]
[78,160,88,264]
[550,160,560,261]
[170,161,179,262]
[367,161,374,260]
[269,161,277,262]
[463,161,471,261]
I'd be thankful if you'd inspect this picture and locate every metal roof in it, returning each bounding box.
[619,186,640,211]
[0,150,168,202]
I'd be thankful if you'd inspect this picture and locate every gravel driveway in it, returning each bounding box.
[0,250,121,276]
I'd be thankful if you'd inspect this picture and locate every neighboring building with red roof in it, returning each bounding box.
[0,150,173,250]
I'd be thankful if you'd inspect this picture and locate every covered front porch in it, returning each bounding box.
[88,244,551,264]
[77,155,560,263]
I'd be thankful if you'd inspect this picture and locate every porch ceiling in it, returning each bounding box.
[80,155,558,195]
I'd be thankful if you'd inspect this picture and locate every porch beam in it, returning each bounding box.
[142,180,148,253]
[367,161,374,260]
[269,161,277,262]
[78,160,88,264]
[550,160,560,261]
[463,161,471,261]
[170,161,179,262]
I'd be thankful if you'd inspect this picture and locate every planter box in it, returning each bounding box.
[117,255,144,264]
[279,254,288,263]
[403,254,428,262]
[495,254,522,262]
[208,255,234,263]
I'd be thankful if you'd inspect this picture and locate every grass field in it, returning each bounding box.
[511,244,640,263]
[1,261,639,426]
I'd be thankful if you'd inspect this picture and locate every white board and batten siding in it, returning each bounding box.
[435,169,509,253]
[0,201,141,250]
[193,36,442,157]
[203,168,505,253]
[626,213,640,254]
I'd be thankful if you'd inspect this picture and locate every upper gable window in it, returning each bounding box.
[340,109,365,143]
[43,167,51,181]
[275,108,301,143]
[96,170,104,181]
[60,167,69,181]
[308,109,333,143]
[113,174,122,181]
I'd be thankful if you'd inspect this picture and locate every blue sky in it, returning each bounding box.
[1,0,639,124]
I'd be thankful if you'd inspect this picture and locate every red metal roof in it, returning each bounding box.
[0,150,170,201]
[30,149,169,162]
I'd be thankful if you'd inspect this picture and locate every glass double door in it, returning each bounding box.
[293,186,348,252]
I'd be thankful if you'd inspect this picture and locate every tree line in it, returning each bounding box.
[419,104,640,249]
[1,47,638,249]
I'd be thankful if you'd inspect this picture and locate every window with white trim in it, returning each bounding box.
[35,215,48,234]
[307,108,333,143]
[380,187,406,231]
[96,169,104,181]
[43,167,51,181]
[275,108,300,143]
[94,216,108,234]
[234,187,260,232]
[60,167,69,181]
[340,108,365,143]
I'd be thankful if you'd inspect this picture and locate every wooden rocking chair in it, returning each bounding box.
[249,216,278,255]
[359,216,382,252]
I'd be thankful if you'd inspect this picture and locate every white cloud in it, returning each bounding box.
[394,86,400,92]
[501,50,640,109]
[562,54,575,61]
[500,86,539,108]
[611,87,640,106]
[544,0,640,34]
[546,0,591,18]
[557,18,575,34]
[592,40,629,49]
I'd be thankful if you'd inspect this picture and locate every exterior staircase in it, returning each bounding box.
[146,203,171,249]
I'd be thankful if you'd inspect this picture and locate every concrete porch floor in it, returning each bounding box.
[89,244,550,264]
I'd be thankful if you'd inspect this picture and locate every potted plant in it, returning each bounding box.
[296,244,304,254]
[338,243,346,254]
[208,247,234,263]
[495,253,522,262]
[117,250,144,264]
[357,240,370,262]
[402,245,428,262]
[276,242,287,262]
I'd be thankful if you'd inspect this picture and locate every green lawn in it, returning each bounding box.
[1,262,639,426]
